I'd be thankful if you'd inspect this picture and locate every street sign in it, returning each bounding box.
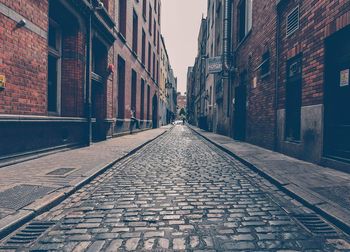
[207,56,222,74]
[340,69,349,87]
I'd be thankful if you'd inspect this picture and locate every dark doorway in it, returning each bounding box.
[234,72,247,141]
[91,39,108,141]
[324,26,350,162]
[152,94,158,128]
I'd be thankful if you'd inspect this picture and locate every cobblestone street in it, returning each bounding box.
[1,126,349,251]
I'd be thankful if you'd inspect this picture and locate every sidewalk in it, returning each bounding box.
[189,125,350,233]
[0,126,171,239]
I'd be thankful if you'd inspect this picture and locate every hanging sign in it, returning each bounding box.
[207,56,223,74]
[340,69,349,87]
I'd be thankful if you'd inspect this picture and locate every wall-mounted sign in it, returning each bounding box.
[252,76,257,88]
[340,69,349,87]
[0,75,5,90]
[207,56,222,74]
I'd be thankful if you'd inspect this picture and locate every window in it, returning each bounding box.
[156,60,159,84]
[132,10,138,54]
[147,84,151,120]
[285,54,302,141]
[141,29,146,64]
[211,4,214,28]
[140,78,145,120]
[142,0,147,20]
[158,2,161,24]
[157,31,160,53]
[148,42,151,72]
[260,50,270,78]
[153,20,156,45]
[153,52,156,79]
[238,0,252,42]
[131,69,137,114]
[119,0,127,38]
[117,56,126,119]
[48,20,61,113]
[154,0,157,13]
[149,5,152,35]
[208,86,212,106]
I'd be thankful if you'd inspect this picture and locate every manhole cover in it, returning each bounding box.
[293,214,339,238]
[46,167,75,176]
[0,185,55,210]
[311,186,350,210]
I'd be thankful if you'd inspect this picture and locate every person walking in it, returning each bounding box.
[130,108,139,134]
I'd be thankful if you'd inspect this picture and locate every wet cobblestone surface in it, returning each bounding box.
[1,126,350,251]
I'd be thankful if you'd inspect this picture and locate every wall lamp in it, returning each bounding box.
[16,19,26,28]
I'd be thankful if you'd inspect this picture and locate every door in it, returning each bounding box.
[324,26,350,162]
[152,94,158,128]
[234,84,247,141]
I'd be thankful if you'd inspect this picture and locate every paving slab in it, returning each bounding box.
[189,125,350,232]
[0,126,170,239]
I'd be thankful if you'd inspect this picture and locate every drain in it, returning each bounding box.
[46,167,75,176]
[293,214,339,237]
[1,221,55,248]
[0,185,55,210]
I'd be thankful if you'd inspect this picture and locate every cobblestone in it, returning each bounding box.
[1,126,349,251]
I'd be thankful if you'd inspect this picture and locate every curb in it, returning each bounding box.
[188,125,350,236]
[0,129,169,240]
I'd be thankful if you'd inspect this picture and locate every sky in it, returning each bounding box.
[161,0,207,95]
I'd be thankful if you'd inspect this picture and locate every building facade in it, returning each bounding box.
[0,0,175,159]
[188,0,350,170]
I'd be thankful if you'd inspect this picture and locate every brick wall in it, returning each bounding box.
[232,0,277,149]
[0,1,48,115]
[277,0,350,109]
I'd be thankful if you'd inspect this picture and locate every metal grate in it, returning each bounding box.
[1,221,55,248]
[46,167,75,176]
[286,6,299,37]
[293,214,339,238]
[0,185,54,210]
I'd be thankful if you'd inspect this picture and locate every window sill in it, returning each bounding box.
[284,138,302,144]
[261,72,271,80]
[117,32,126,43]
[236,29,252,50]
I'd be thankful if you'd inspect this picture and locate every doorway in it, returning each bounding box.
[233,83,247,141]
[91,39,108,141]
[152,94,158,128]
[324,26,350,162]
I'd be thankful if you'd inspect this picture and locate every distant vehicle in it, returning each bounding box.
[174,120,183,125]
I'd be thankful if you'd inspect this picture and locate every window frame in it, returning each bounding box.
[48,19,62,115]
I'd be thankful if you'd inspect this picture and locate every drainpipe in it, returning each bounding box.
[274,5,281,151]
[223,0,233,120]
[85,2,93,145]
[223,0,232,76]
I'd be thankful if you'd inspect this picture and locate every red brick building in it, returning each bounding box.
[0,0,165,159]
[114,0,162,133]
[232,0,350,168]
[189,0,350,170]
[276,0,350,168]
[232,0,277,149]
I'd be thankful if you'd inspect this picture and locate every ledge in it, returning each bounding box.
[0,114,88,123]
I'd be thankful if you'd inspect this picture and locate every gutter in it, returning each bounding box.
[274,4,281,151]
[222,0,232,77]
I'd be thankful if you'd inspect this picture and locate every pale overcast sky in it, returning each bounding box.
[161,0,207,95]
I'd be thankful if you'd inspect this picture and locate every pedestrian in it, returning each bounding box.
[130,108,139,134]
